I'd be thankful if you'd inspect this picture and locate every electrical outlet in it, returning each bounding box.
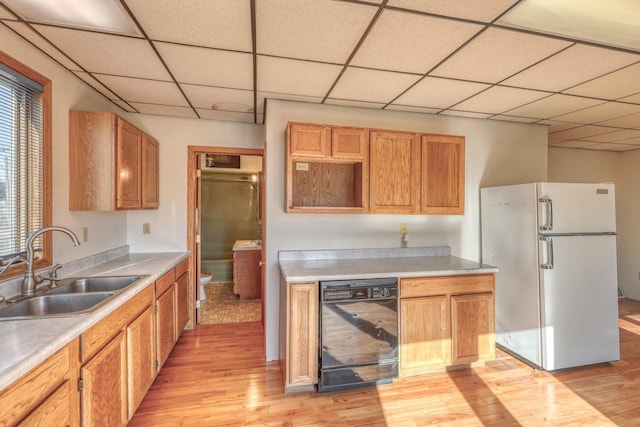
[401,223,408,235]
[143,223,151,234]
[82,227,88,242]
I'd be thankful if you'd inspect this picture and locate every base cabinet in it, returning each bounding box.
[451,293,495,364]
[127,305,156,418]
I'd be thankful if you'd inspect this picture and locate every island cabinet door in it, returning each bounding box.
[80,331,127,427]
[451,292,495,365]
[400,295,451,376]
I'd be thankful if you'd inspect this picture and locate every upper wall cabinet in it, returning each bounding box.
[422,134,465,215]
[69,110,159,211]
[286,122,369,213]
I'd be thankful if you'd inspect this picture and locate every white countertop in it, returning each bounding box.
[232,240,262,251]
[0,251,188,392]
[279,246,498,282]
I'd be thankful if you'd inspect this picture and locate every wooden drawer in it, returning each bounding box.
[81,285,154,362]
[400,274,494,298]
[175,257,189,279]
[155,269,175,296]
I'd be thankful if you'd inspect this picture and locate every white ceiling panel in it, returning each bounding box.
[34,25,171,80]
[73,71,119,99]
[156,42,252,90]
[596,112,640,128]
[505,94,603,119]
[351,9,482,74]
[126,0,252,51]
[585,143,638,151]
[550,140,598,149]
[257,56,342,97]
[181,84,253,111]
[440,110,493,119]
[110,99,136,112]
[550,125,619,140]
[385,105,442,114]
[130,103,198,119]
[503,44,640,92]
[329,67,421,103]
[490,114,539,123]
[583,129,640,143]
[256,0,377,63]
[563,62,640,100]
[431,27,571,83]
[97,74,189,106]
[325,99,386,109]
[392,76,490,109]
[256,92,323,113]
[553,102,640,124]
[3,21,80,70]
[538,120,582,133]
[388,0,518,23]
[197,109,255,123]
[453,86,549,114]
[0,7,14,19]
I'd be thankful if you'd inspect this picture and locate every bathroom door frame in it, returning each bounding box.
[187,145,265,327]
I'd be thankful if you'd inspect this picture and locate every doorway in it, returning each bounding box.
[187,146,265,327]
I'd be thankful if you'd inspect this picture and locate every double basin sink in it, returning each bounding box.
[0,275,147,321]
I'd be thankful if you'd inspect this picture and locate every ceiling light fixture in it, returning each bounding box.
[3,0,140,36]
[497,0,640,52]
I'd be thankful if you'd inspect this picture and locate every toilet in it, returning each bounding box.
[200,271,212,300]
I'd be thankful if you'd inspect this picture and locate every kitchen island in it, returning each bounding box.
[278,246,498,393]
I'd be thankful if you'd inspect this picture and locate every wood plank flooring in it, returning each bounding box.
[130,298,640,426]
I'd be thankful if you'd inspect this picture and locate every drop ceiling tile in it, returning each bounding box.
[97,74,189,106]
[431,27,571,83]
[453,86,549,114]
[440,110,493,119]
[550,140,599,149]
[538,120,583,133]
[156,42,252,90]
[612,137,640,145]
[73,71,119,99]
[596,112,640,128]
[550,125,620,140]
[548,134,569,144]
[393,76,490,109]
[329,67,421,103]
[197,109,255,123]
[256,0,377,63]
[0,7,16,19]
[563,62,640,100]
[583,129,640,143]
[325,99,386,109]
[619,93,640,104]
[553,102,640,124]
[505,94,603,119]
[490,115,539,123]
[126,0,252,51]
[129,103,198,119]
[182,84,253,111]
[256,92,323,113]
[385,105,442,114]
[388,0,518,22]
[257,56,343,98]
[110,99,136,112]
[585,142,638,151]
[503,44,640,92]
[4,21,79,70]
[34,25,171,80]
[351,9,483,74]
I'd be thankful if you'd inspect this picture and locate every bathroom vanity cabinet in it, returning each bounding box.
[232,241,262,299]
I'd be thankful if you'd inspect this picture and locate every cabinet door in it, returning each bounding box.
[422,134,465,214]
[19,380,71,427]
[451,292,495,365]
[370,130,421,214]
[127,305,156,420]
[288,123,330,158]
[156,285,176,369]
[116,118,142,209]
[286,282,318,389]
[331,127,368,160]
[175,272,189,336]
[400,296,450,376]
[81,331,127,427]
[141,134,159,208]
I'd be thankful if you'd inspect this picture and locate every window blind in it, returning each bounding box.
[0,64,44,261]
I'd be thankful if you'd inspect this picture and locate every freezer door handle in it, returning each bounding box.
[539,197,553,231]
[540,236,554,269]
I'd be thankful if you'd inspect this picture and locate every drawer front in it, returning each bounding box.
[400,274,494,298]
[175,257,189,279]
[155,269,175,296]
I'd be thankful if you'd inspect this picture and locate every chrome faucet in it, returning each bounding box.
[21,226,80,297]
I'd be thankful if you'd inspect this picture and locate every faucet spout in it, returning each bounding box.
[21,226,80,297]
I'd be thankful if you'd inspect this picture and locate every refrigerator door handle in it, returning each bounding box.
[539,197,553,231]
[540,236,554,269]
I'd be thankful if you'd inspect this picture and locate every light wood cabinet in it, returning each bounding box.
[286,122,368,213]
[69,110,160,211]
[369,129,421,214]
[156,280,176,370]
[421,134,465,214]
[399,274,495,377]
[0,339,79,427]
[175,269,189,335]
[233,248,262,299]
[280,280,318,392]
[127,305,156,418]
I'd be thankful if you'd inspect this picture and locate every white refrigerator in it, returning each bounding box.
[481,182,620,371]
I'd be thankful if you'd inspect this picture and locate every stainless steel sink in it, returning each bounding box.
[0,293,114,320]
[47,275,143,295]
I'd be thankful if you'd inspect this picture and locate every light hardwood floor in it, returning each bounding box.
[129,299,640,426]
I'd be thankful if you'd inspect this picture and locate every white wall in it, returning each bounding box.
[0,25,128,264]
[264,100,548,360]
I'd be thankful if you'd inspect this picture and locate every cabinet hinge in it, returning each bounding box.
[196,169,201,178]
[154,304,158,314]
[78,377,84,391]
[155,360,159,371]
